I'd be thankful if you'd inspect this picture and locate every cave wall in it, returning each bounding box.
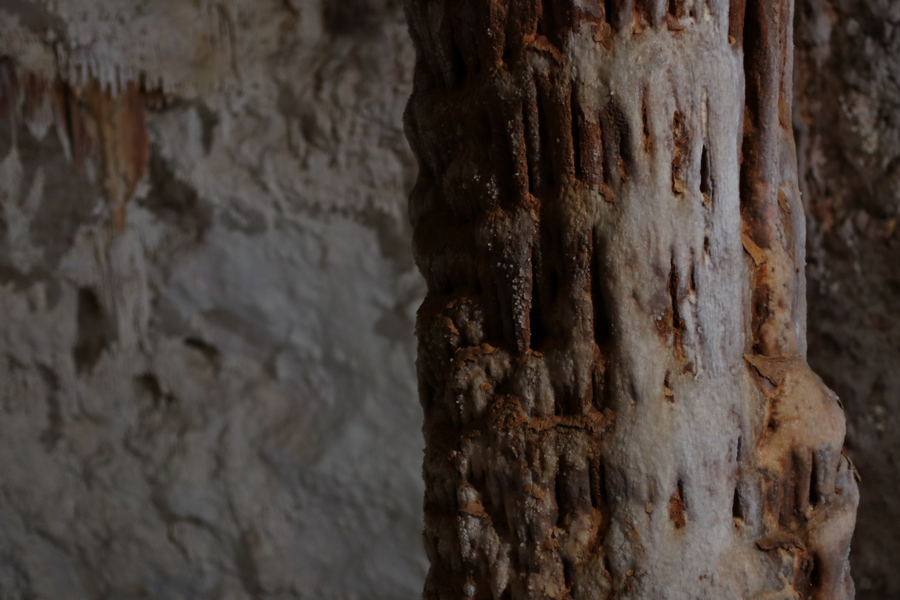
[795,1,900,598]
[0,0,898,598]
[0,1,427,598]
[398,0,900,594]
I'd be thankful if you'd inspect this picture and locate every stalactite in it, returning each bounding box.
[0,57,164,231]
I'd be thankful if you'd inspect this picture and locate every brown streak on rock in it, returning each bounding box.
[728,0,746,46]
[0,59,154,233]
[669,482,686,529]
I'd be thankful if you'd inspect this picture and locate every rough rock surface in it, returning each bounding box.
[0,1,427,598]
[405,1,856,598]
[795,1,900,598]
[0,0,897,598]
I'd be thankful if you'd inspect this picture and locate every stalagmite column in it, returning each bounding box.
[403,1,858,598]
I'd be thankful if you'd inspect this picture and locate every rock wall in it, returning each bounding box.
[0,1,427,598]
[0,0,898,598]
[796,1,900,598]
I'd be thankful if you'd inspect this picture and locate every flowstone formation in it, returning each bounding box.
[404,1,858,598]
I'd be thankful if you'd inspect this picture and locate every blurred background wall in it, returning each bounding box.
[795,1,900,597]
[0,0,896,599]
[0,1,427,598]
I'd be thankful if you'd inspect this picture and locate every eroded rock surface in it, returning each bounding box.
[406,1,857,598]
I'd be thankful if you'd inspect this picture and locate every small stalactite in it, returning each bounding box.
[84,80,150,231]
[0,56,158,232]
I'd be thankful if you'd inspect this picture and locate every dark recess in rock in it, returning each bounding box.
[73,287,117,374]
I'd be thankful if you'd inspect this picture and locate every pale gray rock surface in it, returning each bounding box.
[0,1,426,598]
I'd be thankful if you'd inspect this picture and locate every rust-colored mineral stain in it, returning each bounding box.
[728,0,747,45]
[632,7,649,37]
[667,0,686,19]
[671,110,689,195]
[669,487,686,529]
[86,81,150,231]
[666,13,684,32]
[593,21,615,50]
[0,58,151,233]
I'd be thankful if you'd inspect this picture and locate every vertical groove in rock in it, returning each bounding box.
[405,1,856,598]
